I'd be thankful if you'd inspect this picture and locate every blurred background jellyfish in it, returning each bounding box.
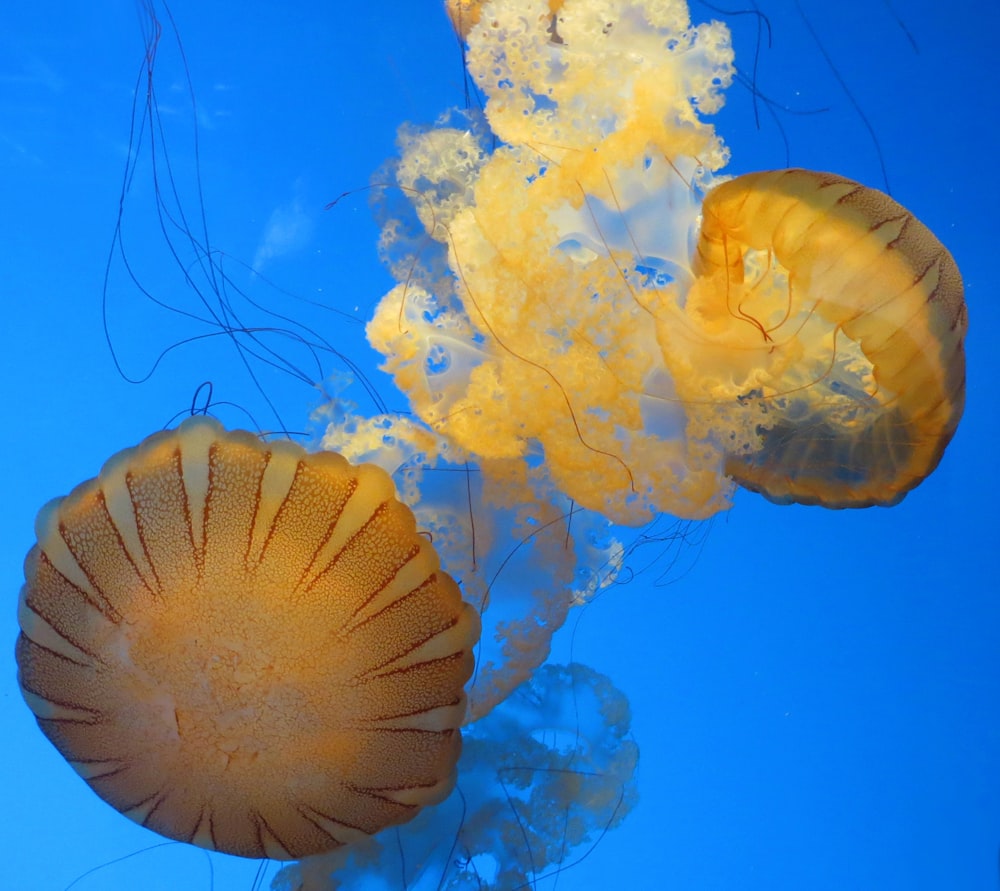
[273,663,638,890]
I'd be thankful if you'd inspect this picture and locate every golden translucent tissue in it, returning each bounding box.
[16,417,480,859]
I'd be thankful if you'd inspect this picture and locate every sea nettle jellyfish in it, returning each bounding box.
[16,1,967,890]
[358,0,965,525]
[16,418,637,891]
[16,418,480,859]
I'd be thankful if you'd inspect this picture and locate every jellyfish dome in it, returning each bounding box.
[15,415,636,890]
[15,417,479,860]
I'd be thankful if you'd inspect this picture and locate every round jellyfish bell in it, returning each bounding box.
[15,416,480,860]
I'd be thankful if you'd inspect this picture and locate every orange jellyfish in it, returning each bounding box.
[691,168,966,508]
[15,2,969,889]
[15,417,480,860]
[360,0,965,527]
[15,415,634,891]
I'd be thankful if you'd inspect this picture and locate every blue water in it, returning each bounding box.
[2,2,995,888]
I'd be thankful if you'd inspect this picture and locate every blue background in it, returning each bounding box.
[2,1,996,888]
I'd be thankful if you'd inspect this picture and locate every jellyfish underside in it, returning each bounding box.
[685,168,966,508]
[16,417,480,860]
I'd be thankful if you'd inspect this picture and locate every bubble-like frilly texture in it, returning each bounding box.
[367,0,736,525]
[364,0,964,524]
[310,0,965,887]
[312,6,730,882]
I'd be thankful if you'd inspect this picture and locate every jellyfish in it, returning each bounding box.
[16,417,480,860]
[290,2,969,876]
[692,168,966,508]
[271,662,639,890]
[364,0,966,526]
[14,1,972,889]
[16,416,637,891]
